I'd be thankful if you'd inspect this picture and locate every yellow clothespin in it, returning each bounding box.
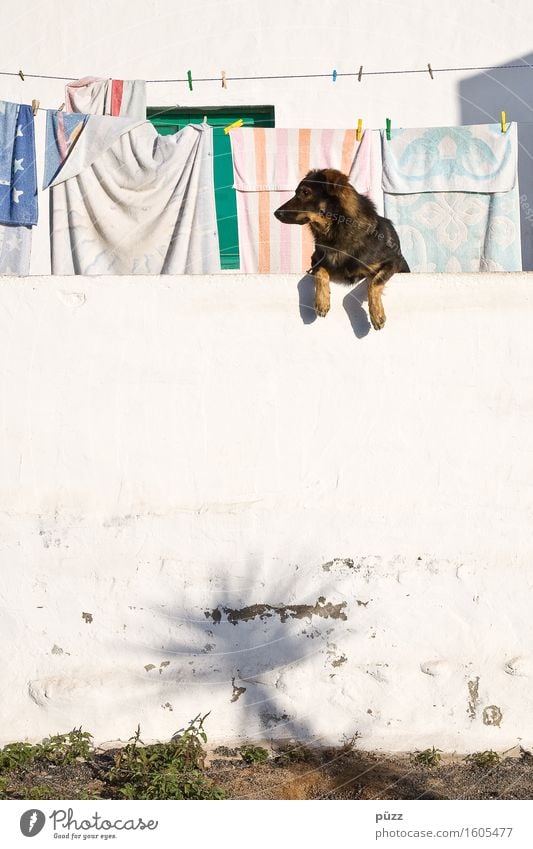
[356,118,363,142]
[501,110,507,133]
[31,99,40,116]
[221,70,227,89]
[18,69,25,81]
[224,118,243,134]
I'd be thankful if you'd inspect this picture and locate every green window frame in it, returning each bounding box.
[148,106,275,270]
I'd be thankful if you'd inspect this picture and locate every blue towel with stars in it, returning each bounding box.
[0,101,38,225]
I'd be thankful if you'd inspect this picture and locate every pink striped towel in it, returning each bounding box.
[230,127,376,273]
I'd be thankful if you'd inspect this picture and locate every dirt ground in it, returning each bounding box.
[206,747,533,800]
[3,745,533,801]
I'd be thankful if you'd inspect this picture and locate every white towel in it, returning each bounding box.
[47,119,220,275]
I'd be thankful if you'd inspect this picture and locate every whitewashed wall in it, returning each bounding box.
[1,272,533,751]
[0,0,533,271]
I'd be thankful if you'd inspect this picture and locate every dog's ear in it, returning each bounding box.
[320,169,351,198]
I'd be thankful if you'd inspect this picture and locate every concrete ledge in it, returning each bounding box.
[1,273,532,750]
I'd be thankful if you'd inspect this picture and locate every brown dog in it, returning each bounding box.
[274,169,409,329]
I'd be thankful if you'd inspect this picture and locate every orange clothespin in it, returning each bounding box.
[31,99,39,116]
[501,111,507,133]
[356,118,363,141]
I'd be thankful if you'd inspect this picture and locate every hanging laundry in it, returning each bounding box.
[65,77,146,119]
[44,113,220,275]
[229,127,380,273]
[0,100,38,274]
[381,123,522,272]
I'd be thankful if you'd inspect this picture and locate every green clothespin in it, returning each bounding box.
[187,70,193,91]
[386,117,391,141]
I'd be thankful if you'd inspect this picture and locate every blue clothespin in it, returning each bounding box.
[332,69,337,82]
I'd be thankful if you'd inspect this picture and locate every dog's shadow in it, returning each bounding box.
[297,275,371,338]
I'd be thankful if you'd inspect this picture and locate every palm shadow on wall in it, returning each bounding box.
[132,561,354,746]
[459,53,533,270]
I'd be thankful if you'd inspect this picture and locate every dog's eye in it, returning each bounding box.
[301,188,311,197]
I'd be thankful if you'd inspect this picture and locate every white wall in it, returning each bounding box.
[1,272,533,751]
[1,0,533,271]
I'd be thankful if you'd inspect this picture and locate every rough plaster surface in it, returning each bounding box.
[1,273,533,752]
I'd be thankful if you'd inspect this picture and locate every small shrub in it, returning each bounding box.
[0,742,37,772]
[0,728,93,775]
[107,715,225,800]
[465,750,501,768]
[25,783,57,800]
[38,727,93,765]
[412,747,442,768]
[276,744,313,764]
[239,745,269,764]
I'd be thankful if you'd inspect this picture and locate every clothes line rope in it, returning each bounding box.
[1,62,533,84]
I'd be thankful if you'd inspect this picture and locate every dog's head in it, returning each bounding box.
[273,169,357,226]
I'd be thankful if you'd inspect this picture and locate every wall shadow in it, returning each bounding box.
[132,562,354,747]
[297,273,317,324]
[298,273,372,337]
[343,280,371,338]
[459,54,533,270]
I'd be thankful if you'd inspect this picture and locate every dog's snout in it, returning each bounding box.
[274,207,286,221]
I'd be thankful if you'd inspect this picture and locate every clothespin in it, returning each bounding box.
[358,65,363,82]
[57,102,65,113]
[356,118,363,142]
[224,118,243,135]
[221,70,227,89]
[332,69,337,82]
[18,69,25,81]
[386,117,391,141]
[31,99,39,116]
[501,110,507,133]
[203,115,208,124]
[187,70,193,91]
[427,63,434,80]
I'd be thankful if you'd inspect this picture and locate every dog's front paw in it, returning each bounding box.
[315,295,330,318]
[369,307,386,330]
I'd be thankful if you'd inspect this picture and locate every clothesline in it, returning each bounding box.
[1,62,533,85]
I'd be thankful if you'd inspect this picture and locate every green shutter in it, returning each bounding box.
[148,106,275,269]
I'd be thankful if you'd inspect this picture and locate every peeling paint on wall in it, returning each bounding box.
[230,677,246,703]
[205,597,347,625]
[483,705,503,727]
[467,678,480,720]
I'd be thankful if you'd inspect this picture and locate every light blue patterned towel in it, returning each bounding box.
[382,123,521,272]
